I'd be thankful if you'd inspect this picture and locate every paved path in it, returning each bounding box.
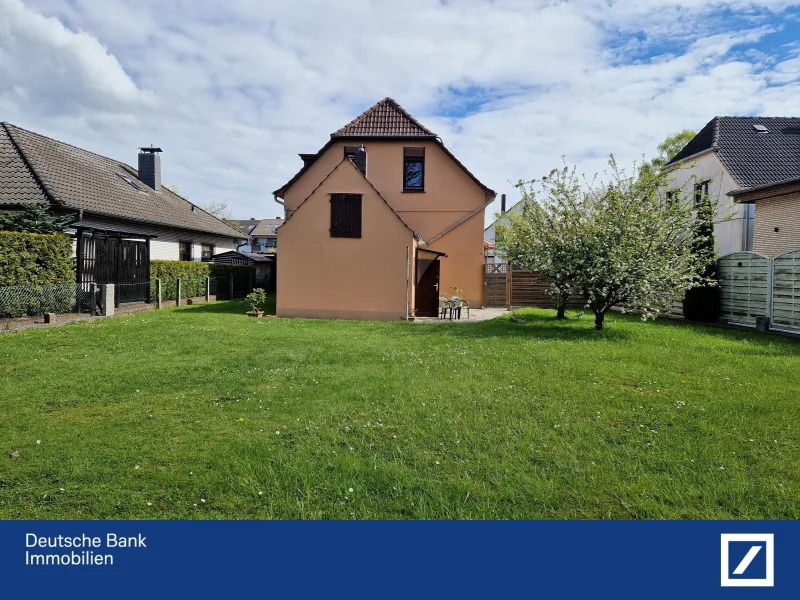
[413,307,508,323]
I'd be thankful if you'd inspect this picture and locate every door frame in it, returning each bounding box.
[414,248,447,317]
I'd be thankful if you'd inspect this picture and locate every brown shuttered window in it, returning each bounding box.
[330,194,362,238]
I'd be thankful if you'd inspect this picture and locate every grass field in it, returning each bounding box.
[1,299,797,520]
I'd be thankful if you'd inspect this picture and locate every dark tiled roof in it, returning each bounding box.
[665,116,800,189]
[332,97,437,138]
[250,218,283,236]
[225,219,260,236]
[0,122,244,238]
[0,125,48,205]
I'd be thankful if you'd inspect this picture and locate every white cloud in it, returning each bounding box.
[0,0,153,115]
[3,0,800,223]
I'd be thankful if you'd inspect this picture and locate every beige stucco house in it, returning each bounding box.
[663,116,800,257]
[273,98,495,320]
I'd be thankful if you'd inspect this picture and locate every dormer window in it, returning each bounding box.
[403,147,425,192]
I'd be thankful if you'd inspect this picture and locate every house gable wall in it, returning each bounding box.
[277,159,415,320]
[664,152,748,256]
[282,140,487,305]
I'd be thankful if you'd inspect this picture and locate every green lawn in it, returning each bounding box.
[1,299,797,520]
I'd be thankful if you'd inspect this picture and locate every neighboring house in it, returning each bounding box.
[273,97,495,319]
[484,193,522,264]
[729,179,800,257]
[0,122,244,298]
[249,218,283,254]
[211,250,276,290]
[224,218,260,252]
[664,117,800,256]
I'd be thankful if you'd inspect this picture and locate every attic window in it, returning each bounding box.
[118,174,142,190]
[752,124,769,133]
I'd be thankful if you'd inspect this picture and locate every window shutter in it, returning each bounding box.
[330,194,362,238]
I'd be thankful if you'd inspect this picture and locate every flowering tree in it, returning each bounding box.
[577,158,715,329]
[496,166,589,319]
[497,158,715,330]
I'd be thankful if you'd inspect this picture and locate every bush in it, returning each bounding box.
[682,195,721,322]
[150,260,254,301]
[0,231,73,286]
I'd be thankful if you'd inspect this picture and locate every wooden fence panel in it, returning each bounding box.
[483,263,508,308]
[510,268,584,309]
[717,252,770,326]
[772,250,800,331]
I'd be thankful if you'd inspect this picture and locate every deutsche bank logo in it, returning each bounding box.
[720,534,774,587]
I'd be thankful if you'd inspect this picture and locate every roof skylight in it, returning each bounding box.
[117,173,142,190]
[752,124,769,133]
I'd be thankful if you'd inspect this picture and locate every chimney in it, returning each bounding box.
[501,193,506,213]
[138,146,163,191]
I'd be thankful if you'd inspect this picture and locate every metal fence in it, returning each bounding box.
[115,282,151,306]
[0,283,97,319]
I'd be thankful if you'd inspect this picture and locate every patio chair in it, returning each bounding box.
[439,297,455,320]
[452,297,470,320]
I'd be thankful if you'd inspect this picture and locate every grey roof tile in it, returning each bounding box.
[666,116,800,189]
[0,122,244,238]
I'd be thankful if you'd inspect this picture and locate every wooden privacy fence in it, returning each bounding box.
[717,250,800,332]
[483,264,585,310]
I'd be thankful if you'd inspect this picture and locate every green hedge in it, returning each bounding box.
[150,260,254,301]
[0,231,73,286]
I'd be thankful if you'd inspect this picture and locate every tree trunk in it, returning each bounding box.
[594,310,605,330]
[556,294,567,320]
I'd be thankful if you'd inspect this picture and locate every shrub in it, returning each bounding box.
[150,260,255,301]
[0,231,73,286]
[682,195,721,322]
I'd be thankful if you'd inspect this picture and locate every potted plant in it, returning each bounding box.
[245,288,267,317]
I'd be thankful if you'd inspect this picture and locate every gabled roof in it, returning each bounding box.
[665,116,800,189]
[250,218,284,236]
[333,97,437,138]
[0,122,244,239]
[273,97,494,198]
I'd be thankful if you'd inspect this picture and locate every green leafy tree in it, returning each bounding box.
[497,166,589,319]
[639,129,696,177]
[0,204,74,234]
[682,192,721,321]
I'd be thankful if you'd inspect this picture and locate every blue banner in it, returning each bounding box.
[0,520,796,598]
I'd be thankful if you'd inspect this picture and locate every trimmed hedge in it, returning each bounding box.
[150,260,254,301]
[0,231,73,286]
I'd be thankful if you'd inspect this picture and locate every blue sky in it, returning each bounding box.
[2,0,800,224]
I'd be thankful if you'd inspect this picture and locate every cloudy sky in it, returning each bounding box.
[2,0,800,224]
